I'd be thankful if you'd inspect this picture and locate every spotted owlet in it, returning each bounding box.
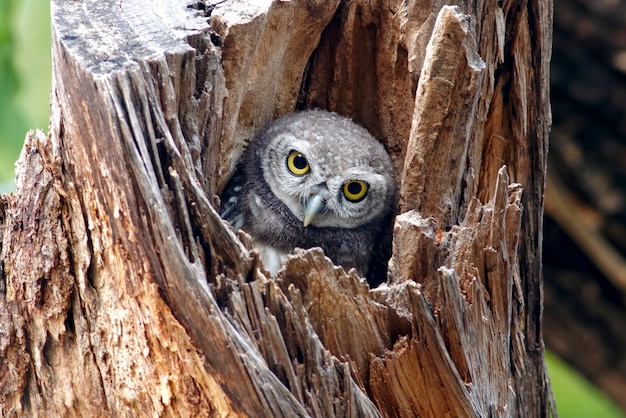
[220,110,396,281]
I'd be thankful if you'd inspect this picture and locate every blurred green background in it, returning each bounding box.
[0,1,624,416]
[0,0,50,193]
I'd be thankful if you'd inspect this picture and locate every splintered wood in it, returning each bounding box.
[0,0,552,417]
[400,6,486,227]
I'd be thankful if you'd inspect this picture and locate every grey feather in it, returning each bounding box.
[220,110,396,284]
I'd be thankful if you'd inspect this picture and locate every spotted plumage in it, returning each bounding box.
[220,110,396,282]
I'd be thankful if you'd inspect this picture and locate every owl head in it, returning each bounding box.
[252,110,395,230]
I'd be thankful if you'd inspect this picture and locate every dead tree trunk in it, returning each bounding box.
[0,0,553,416]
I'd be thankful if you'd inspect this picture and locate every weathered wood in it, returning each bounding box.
[0,0,553,416]
[399,5,485,226]
[366,168,523,417]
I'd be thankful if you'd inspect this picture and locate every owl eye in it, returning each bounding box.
[287,150,310,176]
[343,180,368,202]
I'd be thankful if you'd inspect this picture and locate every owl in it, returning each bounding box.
[220,110,396,282]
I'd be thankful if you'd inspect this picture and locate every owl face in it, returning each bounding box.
[257,112,394,229]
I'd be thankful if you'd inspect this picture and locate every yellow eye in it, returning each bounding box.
[287,151,310,176]
[343,180,368,202]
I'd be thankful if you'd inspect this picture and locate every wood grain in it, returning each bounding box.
[0,0,553,416]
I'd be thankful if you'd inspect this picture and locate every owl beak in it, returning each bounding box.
[303,194,324,227]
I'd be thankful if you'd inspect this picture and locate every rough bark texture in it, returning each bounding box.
[545,0,626,411]
[0,0,552,417]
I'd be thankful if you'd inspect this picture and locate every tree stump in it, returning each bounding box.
[0,0,553,416]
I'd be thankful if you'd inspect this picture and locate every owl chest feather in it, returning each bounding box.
[243,188,374,275]
[251,241,290,275]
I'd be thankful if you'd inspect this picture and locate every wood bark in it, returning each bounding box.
[0,0,552,417]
